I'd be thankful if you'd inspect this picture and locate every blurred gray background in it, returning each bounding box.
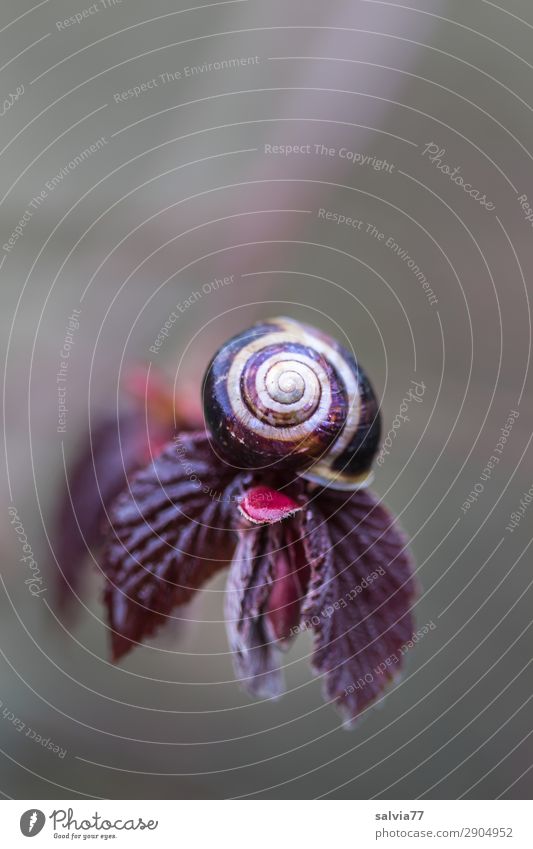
[0,0,532,799]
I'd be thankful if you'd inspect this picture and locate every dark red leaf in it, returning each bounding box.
[54,410,149,608]
[103,432,241,660]
[301,490,417,724]
[225,525,284,698]
[54,365,200,609]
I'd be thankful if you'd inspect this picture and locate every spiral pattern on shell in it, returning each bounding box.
[202,317,381,489]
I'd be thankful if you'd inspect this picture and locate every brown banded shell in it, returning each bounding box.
[202,317,381,490]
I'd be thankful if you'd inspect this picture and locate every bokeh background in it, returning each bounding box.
[1,0,532,799]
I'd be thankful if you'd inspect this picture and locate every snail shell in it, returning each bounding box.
[202,317,381,490]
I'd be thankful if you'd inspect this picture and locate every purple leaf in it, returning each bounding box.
[225,526,285,698]
[238,485,304,525]
[103,432,241,660]
[301,489,417,724]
